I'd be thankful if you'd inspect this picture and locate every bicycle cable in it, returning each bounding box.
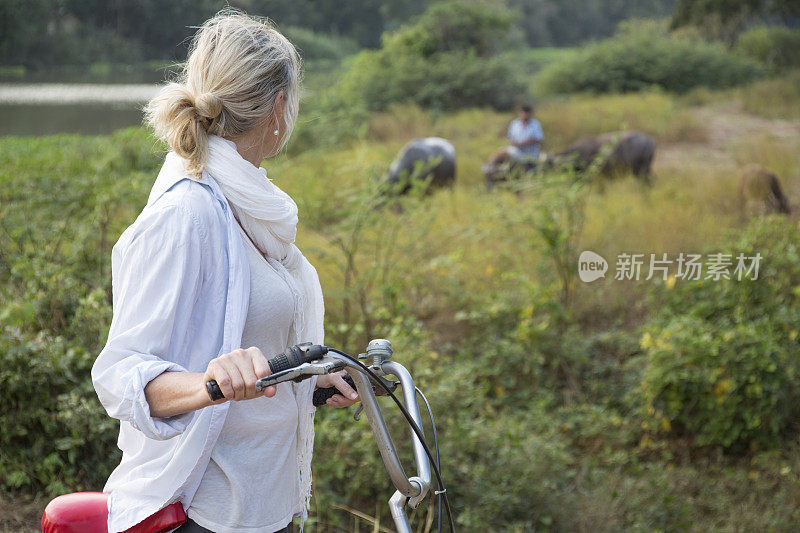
[327,348,456,533]
[416,386,442,533]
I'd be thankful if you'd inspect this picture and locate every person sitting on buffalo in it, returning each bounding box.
[507,104,544,164]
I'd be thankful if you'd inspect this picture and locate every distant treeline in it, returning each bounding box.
[0,0,679,67]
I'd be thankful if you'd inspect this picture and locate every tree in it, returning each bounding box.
[671,0,800,42]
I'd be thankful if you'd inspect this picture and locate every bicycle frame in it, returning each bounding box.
[334,342,432,532]
[254,338,435,532]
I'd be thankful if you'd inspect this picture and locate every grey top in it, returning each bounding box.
[187,224,301,533]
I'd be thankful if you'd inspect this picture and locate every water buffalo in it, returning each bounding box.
[385,137,456,194]
[548,131,656,183]
[481,145,537,191]
[739,164,790,217]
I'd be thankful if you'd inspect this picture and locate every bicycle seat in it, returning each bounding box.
[42,492,109,533]
[41,492,186,533]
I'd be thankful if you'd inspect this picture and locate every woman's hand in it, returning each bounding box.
[203,347,277,402]
[316,370,360,408]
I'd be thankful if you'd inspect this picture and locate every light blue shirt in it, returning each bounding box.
[90,152,318,532]
[508,118,544,158]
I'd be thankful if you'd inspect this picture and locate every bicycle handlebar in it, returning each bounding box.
[206,340,433,533]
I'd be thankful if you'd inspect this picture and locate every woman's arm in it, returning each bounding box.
[92,203,207,440]
[144,372,210,418]
[145,347,278,418]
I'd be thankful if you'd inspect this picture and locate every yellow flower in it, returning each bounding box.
[640,331,654,349]
[714,378,733,399]
[665,275,676,290]
[485,265,494,275]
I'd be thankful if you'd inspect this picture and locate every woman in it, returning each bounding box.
[91,10,358,533]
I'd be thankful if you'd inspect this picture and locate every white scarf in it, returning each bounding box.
[204,134,323,526]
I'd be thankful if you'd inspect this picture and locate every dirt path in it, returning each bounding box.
[656,101,800,173]
[697,102,800,148]
[0,496,42,532]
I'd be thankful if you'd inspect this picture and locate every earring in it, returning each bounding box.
[273,129,279,136]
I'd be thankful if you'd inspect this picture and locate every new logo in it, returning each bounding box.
[578,250,608,282]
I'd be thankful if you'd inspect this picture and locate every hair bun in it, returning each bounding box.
[194,92,223,119]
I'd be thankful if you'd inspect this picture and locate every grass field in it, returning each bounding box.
[2,71,800,531]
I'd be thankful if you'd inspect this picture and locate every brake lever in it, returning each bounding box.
[255,356,346,391]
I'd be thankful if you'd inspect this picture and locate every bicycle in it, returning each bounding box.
[42,339,455,533]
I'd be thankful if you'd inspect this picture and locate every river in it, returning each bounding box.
[0,83,159,136]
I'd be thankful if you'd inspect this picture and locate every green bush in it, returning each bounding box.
[0,326,120,495]
[637,216,800,451]
[331,0,527,111]
[737,26,800,71]
[0,130,157,495]
[535,26,764,94]
[338,48,526,112]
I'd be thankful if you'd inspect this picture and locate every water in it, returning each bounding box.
[0,83,159,136]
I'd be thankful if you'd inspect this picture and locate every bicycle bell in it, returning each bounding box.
[360,338,394,367]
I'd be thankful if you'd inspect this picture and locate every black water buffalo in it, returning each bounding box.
[739,164,790,217]
[385,137,456,194]
[481,145,537,191]
[549,131,656,183]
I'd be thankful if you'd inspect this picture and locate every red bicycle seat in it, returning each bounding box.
[41,492,187,533]
[42,492,109,533]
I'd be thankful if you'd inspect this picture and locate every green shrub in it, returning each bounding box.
[338,48,526,112]
[637,216,800,451]
[536,26,764,94]
[0,131,157,495]
[737,26,800,71]
[331,0,527,111]
[0,326,120,495]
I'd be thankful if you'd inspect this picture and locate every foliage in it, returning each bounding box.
[380,0,521,58]
[507,0,678,47]
[671,0,800,41]
[0,326,120,495]
[0,0,686,68]
[503,168,589,308]
[4,76,800,530]
[0,130,157,495]
[637,217,800,451]
[535,23,764,94]
[331,0,528,112]
[0,0,404,66]
[737,25,800,71]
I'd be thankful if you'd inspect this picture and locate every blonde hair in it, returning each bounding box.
[145,8,301,178]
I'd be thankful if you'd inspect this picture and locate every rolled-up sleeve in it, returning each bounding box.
[92,202,206,440]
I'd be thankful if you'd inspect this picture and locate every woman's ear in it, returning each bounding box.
[274,91,285,128]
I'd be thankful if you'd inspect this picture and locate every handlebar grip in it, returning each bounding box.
[206,380,225,401]
[205,343,329,401]
[313,374,357,407]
